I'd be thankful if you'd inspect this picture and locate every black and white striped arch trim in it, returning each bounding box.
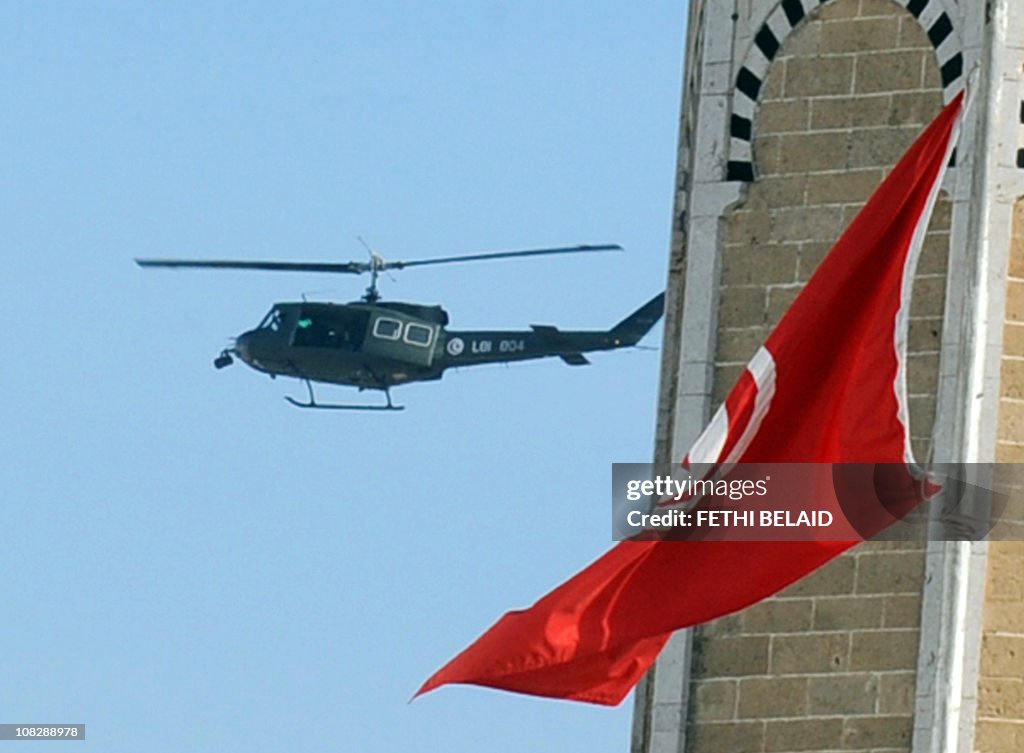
[727,0,964,182]
[1018,100,1024,170]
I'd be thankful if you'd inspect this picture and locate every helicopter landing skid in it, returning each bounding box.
[285,379,404,411]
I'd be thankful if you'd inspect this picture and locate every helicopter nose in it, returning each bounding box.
[234,331,255,363]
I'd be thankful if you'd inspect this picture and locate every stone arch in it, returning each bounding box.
[726,0,963,181]
[715,0,951,460]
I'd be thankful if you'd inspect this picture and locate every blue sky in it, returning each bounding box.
[1,3,685,751]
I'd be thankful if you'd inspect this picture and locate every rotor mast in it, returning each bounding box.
[365,254,384,302]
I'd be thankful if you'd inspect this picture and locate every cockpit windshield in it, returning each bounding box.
[258,307,283,332]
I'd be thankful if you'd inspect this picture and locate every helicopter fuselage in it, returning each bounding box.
[230,298,660,393]
[136,243,659,408]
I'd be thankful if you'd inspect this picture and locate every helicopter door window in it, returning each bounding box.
[292,314,320,347]
[404,323,434,347]
[335,310,370,351]
[372,317,402,341]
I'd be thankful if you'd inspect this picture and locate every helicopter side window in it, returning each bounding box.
[292,314,320,347]
[404,323,434,347]
[372,318,402,341]
[292,309,370,351]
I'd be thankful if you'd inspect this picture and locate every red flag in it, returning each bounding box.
[418,91,965,706]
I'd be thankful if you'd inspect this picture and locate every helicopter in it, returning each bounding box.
[136,244,664,411]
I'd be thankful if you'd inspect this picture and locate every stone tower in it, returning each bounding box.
[634,2,1024,753]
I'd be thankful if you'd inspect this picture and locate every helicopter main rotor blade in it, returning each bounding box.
[383,244,623,270]
[135,259,368,274]
[136,243,622,277]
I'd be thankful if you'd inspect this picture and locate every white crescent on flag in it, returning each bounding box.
[684,346,777,467]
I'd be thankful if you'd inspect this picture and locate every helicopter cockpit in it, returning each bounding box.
[291,305,371,351]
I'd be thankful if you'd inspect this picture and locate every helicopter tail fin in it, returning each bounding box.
[610,292,665,345]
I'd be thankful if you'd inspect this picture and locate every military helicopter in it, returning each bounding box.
[136,244,664,411]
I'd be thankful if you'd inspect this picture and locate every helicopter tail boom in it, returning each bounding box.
[441,292,664,370]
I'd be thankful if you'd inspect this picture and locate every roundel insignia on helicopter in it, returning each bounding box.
[446,337,465,356]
